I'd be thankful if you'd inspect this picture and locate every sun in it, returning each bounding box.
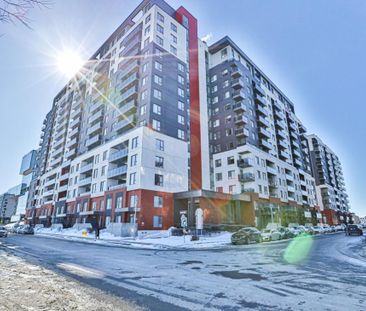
[56,49,84,78]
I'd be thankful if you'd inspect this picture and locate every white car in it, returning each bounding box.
[261,229,282,242]
[312,226,324,234]
[288,227,302,236]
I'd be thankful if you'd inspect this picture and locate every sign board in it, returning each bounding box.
[195,208,203,230]
[304,211,312,218]
[180,214,188,228]
[316,213,322,219]
[82,231,88,237]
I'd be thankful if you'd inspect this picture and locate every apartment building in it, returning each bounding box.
[0,193,18,223]
[205,37,320,227]
[23,0,351,230]
[307,134,350,224]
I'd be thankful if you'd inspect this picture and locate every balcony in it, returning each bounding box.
[256,105,268,116]
[260,139,272,150]
[254,83,266,96]
[231,68,243,78]
[258,127,271,138]
[288,121,297,131]
[119,99,137,115]
[118,72,138,91]
[119,86,138,104]
[78,177,92,186]
[254,93,266,106]
[277,139,287,149]
[294,158,303,167]
[89,109,104,124]
[107,165,127,178]
[66,137,78,149]
[58,185,68,192]
[275,119,286,130]
[232,101,246,112]
[232,89,245,101]
[291,140,300,149]
[44,177,57,187]
[238,173,255,183]
[268,179,278,188]
[234,115,248,125]
[65,149,76,159]
[290,130,298,139]
[109,148,128,162]
[267,166,277,175]
[87,122,102,136]
[113,116,135,133]
[69,117,81,129]
[292,149,301,158]
[280,151,290,159]
[274,110,285,120]
[108,184,127,191]
[86,134,101,148]
[70,106,82,119]
[43,189,54,197]
[68,126,79,138]
[237,158,253,168]
[59,172,70,181]
[285,173,294,181]
[90,101,103,114]
[80,163,93,174]
[287,185,296,193]
[276,129,287,139]
[273,100,282,111]
[231,78,245,89]
[235,128,249,137]
[50,157,62,167]
[257,116,270,128]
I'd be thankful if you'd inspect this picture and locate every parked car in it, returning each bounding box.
[288,226,302,236]
[18,225,34,235]
[345,224,363,236]
[15,225,24,234]
[334,225,344,232]
[321,224,332,233]
[0,226,8,238]
[261,229,281,242]
[231,227,262,245]
[312,226,324,234]
[277,227,295,239]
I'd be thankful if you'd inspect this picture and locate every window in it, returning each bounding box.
[212,96,218,104]
[216,173,222,181]
[155,156,164,168]
[144,25,150,35]
[171,34,177,43]
[144,38,149,48]
[153,103,161,115]
[93,168,98,178]
[141,90,148,100]
[155,48,163,57]
[178,88,185,97]
[156,139,164,151]
[178,115,185,125]
[145,14,151,23]
[156,36,164,46]
[140,105,146,115]
[178,129,185,140]
[142,63,148,73]
[215,159,222,167]
[153,89,162,100]
[178,63,184,72]
[171,22,177,32]
[140,120,147,126]
[105,216,111,226]
[155,61,162,71]
[154,196,163,208]
[152,119,161,131]
[227,156,235,165]
[130,194,138,208]
[101,165,106,176]
[222,69,228,75]
[224,91,230,99]
[213,120,220,127]
[130,154,137,166]
[153,215,163,228]
[131,136,138,149]
[211,75,217,82]
[103,150,108,161]
[154,174,164,186]
[154,74,162,85]
[100,181,105,192]
[170,45,177,55]
[76,164,79,172]
[223,80,229,88]
[92,183,97,193]
[212,85,218,93]
[157,12,164,23]
[178,101,185,111]
[228,170,235,179]
[129,172,136,185]
[221,48,227,59]
[116,196,123,209]
[157,23,164,34]
[106,198,112,210]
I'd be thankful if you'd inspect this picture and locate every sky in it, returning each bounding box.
[0,0,365,216]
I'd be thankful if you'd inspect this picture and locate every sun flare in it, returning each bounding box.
[56,49,84,77]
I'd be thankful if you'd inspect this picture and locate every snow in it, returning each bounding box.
[34,227,232,249]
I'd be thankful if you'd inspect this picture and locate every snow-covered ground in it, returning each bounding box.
[34,226,232,249]
[0,249,141,311]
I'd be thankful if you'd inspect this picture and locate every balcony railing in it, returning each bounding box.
[80,163,93,174]
[78,177,92,186]
[86,134,101,147]
[107,165,127,178]
[237,158,253,168]
[109,148,128,162]
[238,173,255,183]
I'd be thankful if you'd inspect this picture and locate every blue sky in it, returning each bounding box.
[1,0,365,216]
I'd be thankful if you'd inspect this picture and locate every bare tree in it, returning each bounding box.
[0,0,52,28]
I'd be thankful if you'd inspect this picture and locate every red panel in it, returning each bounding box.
[175,7,202,190]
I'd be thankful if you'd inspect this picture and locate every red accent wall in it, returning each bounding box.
[175,7,202,190]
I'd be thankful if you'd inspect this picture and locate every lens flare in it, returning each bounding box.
[283,234,313,264]
[56,49,83,78]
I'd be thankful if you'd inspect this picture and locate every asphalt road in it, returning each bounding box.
[1,232,366,311]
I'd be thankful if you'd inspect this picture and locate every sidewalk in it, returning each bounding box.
[34,228,233,250]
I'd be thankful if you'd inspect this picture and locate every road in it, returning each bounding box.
[1,233,366,311]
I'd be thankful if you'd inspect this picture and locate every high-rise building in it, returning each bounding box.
[307,134,350,224]
[23,0,351,230]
